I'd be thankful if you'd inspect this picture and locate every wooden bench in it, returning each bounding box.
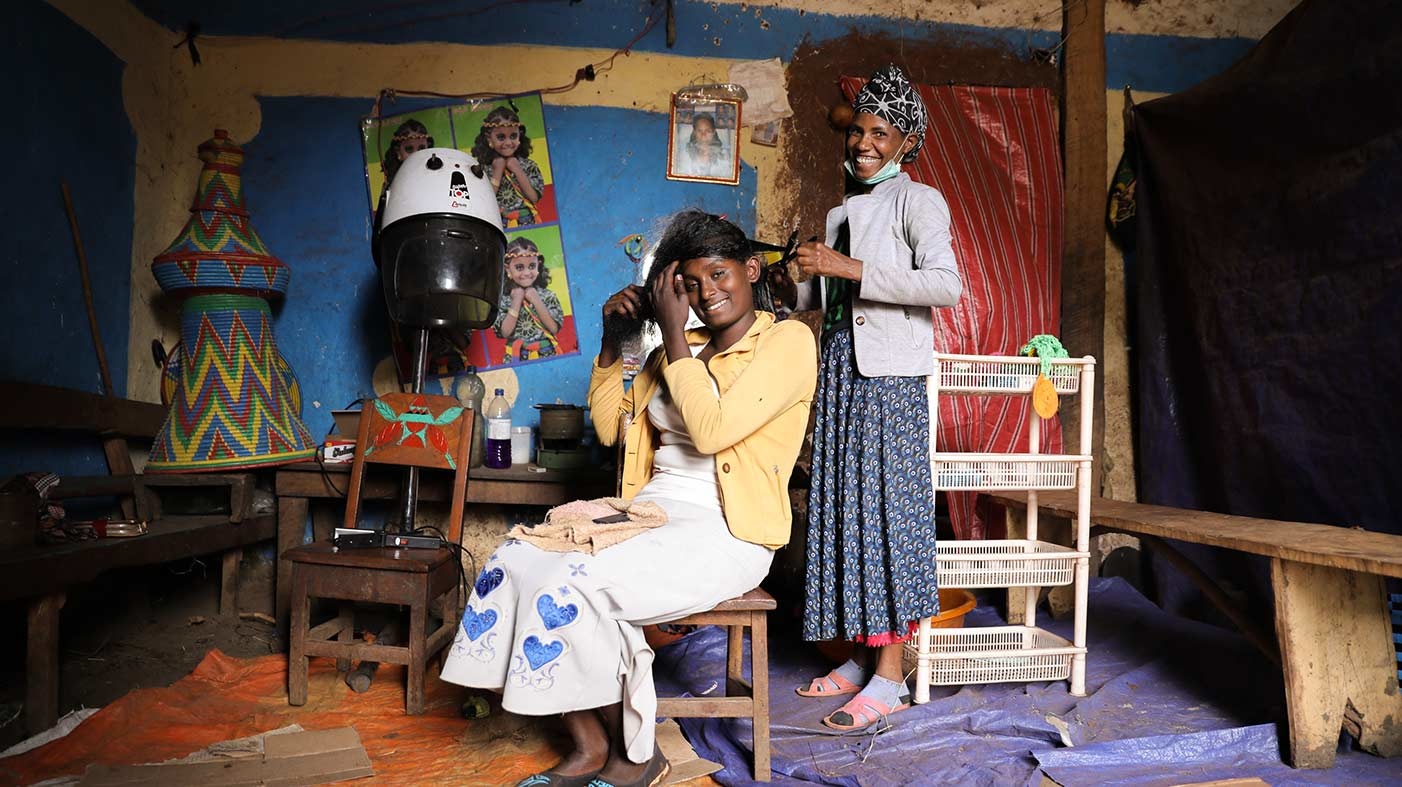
[0,380,274,735]
[988,490,1402,769]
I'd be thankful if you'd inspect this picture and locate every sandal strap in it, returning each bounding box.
[802,669,860,694]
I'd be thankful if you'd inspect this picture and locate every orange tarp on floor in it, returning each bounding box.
[0,650,566,785]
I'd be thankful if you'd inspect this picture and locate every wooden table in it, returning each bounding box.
[274,461,612,625]
[989,490,1402,769]
[2,513,274,735]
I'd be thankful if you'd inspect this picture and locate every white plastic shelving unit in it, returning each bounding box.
[906,352,1096,703]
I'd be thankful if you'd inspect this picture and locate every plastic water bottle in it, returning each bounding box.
[485,388,512,469]
[454,367,486,468]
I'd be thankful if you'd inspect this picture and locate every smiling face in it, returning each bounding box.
[489,125,522,158]
[506,255,541,288]
[846,111,913,180]
[679,255,760,330]
[395,136,429,161]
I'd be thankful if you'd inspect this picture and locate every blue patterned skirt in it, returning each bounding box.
[803,328,940,644]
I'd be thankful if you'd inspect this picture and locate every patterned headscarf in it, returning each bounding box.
[851,64,928,163]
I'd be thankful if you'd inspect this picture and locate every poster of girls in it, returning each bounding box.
[361,93,579,378]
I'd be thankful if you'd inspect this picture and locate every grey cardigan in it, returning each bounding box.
[799,173,962,377]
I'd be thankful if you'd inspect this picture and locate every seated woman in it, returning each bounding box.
[440,210,817,787]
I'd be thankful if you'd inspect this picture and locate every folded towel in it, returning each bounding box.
[508,497,668,554]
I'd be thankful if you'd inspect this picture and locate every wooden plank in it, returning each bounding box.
[276,496,309,630]
[1059,0,1108,492]
[0,514,276,602]
[1271,558,1402,768]
[989,491,1402,579]
[751,612,771,782]
[656,696,752,717]
[1141,535,1278,664]
[275,461,613,506]
[25,592,64,735]
[100,436,138,520]
[0,381,165,438]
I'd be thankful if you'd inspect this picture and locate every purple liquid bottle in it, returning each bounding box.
[484,388,512,469]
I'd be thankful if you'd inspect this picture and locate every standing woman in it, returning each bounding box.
[794,64,962,731]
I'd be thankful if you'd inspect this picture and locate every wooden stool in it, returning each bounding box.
[286,543,460,714]
[656,587,775,782]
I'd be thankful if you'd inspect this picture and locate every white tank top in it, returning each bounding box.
[645,345,720,494]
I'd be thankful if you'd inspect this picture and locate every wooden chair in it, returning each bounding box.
[616,413,776,781]
[285,392,472,714]
[657,588,775,781]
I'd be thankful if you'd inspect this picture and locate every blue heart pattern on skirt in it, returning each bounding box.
[522,635,564,670]
[536,593,579,630]
[461,606,497,641]
[474,567,504,598]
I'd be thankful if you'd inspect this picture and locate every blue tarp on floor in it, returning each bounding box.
[653,578,1402,785]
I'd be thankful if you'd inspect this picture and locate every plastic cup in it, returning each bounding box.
[510,426,534,465]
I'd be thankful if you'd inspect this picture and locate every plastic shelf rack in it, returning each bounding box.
[907,353,1096,703]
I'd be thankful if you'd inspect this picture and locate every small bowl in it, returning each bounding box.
[814,587,977,663]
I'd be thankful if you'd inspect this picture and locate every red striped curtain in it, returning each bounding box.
[839,79,1065,540]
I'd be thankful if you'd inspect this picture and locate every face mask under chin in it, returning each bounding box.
[843,136,912,186]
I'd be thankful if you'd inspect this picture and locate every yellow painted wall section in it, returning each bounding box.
[715,0,1297,38]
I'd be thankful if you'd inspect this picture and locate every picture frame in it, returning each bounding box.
[750,119,781,147]
[666,94,742,185]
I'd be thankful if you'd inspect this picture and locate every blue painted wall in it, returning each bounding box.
[244,98,756,438]
[0,1,135,478]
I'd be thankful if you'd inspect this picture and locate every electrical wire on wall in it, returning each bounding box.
[369,10,658,108]
[368,10,660,156]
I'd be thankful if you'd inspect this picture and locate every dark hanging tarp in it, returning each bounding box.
[1133,0,1402,535]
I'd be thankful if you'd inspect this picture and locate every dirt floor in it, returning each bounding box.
[0,548,281,753]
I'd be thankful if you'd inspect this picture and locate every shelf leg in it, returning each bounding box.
[1070,555,1088,696]
[914,616,933,704]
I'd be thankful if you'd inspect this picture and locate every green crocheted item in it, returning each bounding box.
[1019,334,1068,377]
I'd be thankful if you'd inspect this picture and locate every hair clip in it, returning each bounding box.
[616,234,647,264]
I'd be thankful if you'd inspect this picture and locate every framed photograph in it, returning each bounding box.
[751,119,781,147]
[667,95,742,185]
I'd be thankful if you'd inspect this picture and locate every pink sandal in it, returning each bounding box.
[821,692,911,731]
[795,669,862,698]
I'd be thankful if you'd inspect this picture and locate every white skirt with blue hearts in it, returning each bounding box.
[439,470,772,763]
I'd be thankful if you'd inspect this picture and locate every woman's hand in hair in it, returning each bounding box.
[598,284,646,366]
[602,284,646,323]
[651,261,694,363]
[650,261,690,337]
[794,241,863,282]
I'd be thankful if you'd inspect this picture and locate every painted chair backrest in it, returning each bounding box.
[344,392,473,543]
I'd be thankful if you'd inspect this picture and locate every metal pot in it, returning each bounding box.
[535,403,585,449]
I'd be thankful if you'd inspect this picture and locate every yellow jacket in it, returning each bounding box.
[588,312,817,549]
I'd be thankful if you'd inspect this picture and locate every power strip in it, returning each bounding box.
[382,533,445,549]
